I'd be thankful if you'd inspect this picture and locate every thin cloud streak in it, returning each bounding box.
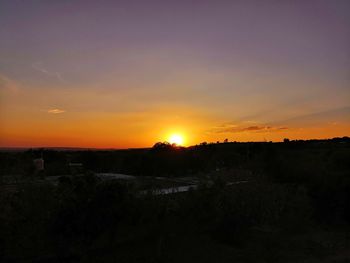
[211,124,288,134]
[0,74,20,94]
[272,106,350,126]
[32,62,67,84]
[48,109,65,114]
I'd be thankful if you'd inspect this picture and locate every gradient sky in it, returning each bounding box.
[0,0,349,148]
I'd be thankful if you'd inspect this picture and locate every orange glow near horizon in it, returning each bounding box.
[0,83,350,149]
[1,119,350,149]
[0,72,349,149]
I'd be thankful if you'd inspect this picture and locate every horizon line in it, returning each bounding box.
[1,136,349,151]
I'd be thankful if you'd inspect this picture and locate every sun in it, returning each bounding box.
[169,134,184,146]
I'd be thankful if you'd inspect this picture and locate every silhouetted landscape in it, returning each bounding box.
[1,137,350,262]
[1,0,350,262]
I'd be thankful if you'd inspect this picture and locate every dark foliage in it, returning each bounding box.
[0,137,349,262]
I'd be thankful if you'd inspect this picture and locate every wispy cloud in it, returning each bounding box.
[32,62,67,83]
[48,109,66,114]
[273,106,350,126]
[0,74,20,94]
[210,123,288,134]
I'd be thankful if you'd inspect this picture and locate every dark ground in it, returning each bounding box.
[1,137,350,262]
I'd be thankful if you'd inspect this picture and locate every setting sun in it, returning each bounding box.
[169,134,184,146]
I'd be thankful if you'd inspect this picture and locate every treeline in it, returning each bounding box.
[1,137,349,177]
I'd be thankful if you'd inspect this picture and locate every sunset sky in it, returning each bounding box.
[0,0,349,148]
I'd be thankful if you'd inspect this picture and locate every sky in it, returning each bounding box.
[0,0,349,148]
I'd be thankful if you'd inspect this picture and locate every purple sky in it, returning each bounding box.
[0,0,349,147]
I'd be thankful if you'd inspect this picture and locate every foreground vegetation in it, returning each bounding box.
[1,137,350,262]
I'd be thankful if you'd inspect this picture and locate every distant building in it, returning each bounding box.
[33,158,44,171]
